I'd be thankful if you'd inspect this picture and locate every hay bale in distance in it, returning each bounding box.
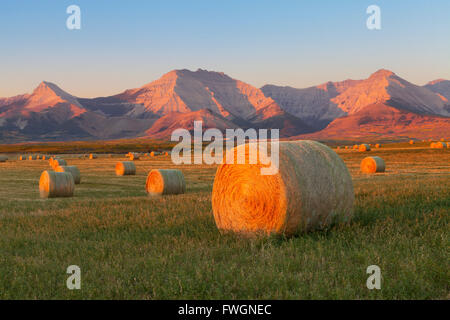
[129,153,140,161]
[434,142,447,149]
[359,144,371,152]
[39,171,75,198]
[145,169,186,196]
[115,161,136,176]
[361,156,386,173]
[211,140,354,236]
[55,165,81,184]
[51,159,67,169]
[0,155,8,162]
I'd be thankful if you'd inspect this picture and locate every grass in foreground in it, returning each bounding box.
[0,147,448,299]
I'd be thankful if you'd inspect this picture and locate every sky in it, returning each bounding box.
[1,0,449,98]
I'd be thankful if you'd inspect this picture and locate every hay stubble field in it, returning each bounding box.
[0,144,449,299]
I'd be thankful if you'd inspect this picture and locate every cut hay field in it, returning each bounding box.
[0,146,448,299]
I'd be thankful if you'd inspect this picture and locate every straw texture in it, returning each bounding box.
[39,171,75,198]
[115,161,136,176]
[360,156,385,173]
[145,169,186,196]
[211,140,354,236]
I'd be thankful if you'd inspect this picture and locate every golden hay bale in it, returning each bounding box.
[55,165,81,184]
[361,156,385,173]
[115,161,136,176]
[51,159,67,169]
[39,171,75,198]
[129,153,140,161]
[211,140,354,236]
[145,169,186,196]
[434,142,447,149]
[0,155,8,162]
[359,144,371,152]
[89,154,98,159]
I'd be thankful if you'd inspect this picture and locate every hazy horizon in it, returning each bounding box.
[1,0,449,98]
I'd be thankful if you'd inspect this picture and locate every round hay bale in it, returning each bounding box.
[211,140,354,236]
[434,142,447,149]
[358,144,371,152]
[55,165,81,184]
[51,159,67,169]
[29,155,37,160]
[361,156,385,173]
[145,169,186,196]
[129,153,140,161]
[115,161,136,176]
[39,171,75,198]
[0,155,8,162]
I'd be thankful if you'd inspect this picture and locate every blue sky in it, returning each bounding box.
[1,0,449,97]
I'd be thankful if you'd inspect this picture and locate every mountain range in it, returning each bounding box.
[1,68,449,143]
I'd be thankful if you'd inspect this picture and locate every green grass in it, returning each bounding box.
[0,147,448,299]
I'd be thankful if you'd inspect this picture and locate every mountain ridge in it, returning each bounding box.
[1,68,449,143]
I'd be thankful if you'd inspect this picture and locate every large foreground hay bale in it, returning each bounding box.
[359,144,371,152]
[361,156,385,173]
[145,169,186,196]
[115,161,136,176]
[0,155,8,162]
[211,140,354,236]
[51,159,67,169]
[39,171,75,198]
[55,165,81,184]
